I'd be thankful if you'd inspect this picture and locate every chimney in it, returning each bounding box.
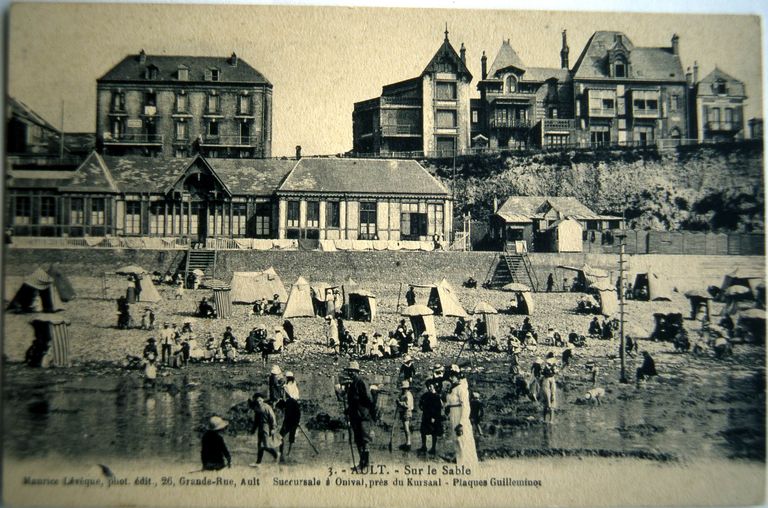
[230,52,238,67]
[560,30,570,69]
[460,43,466,64]
[685,66,692,86]
[481,51,487,80]
[138,49,146,64]
[671,34,679,56]
[693,61,699,84]
[295,145,302,160]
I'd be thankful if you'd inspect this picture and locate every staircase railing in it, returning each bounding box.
[484,253,499,286]
[521,252,540,291]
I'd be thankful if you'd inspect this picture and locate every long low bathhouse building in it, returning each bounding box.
[5,154,452,247]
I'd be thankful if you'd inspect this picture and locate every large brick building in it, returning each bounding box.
[352,30,473,157]
[96,51,272,159]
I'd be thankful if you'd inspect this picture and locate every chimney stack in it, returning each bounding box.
[671,34,680,56]
[295,145,302,160]
[138,49,147,64]
[460,43,466,64]
[230,52,238,67]
[560,30,570,69]
[481,51,487,80]
[685,66,692,86]
[693,61,699,84]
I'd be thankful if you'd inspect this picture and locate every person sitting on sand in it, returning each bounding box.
[201,416,231,470]
[636,351,658,384]
[588,317,602,338]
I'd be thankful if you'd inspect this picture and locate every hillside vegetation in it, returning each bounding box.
[424,142,764,232]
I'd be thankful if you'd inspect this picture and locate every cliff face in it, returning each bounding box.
[425,142,764,232]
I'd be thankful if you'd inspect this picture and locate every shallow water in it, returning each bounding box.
[3,353,764,467]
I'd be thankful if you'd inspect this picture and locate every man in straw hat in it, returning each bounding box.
[397,380,414,451]
[337,360,375,471]
[278,371,301,460]
[399,355,415,384]
[201,415,231,470]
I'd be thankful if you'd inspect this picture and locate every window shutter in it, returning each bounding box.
[205,69,212,81]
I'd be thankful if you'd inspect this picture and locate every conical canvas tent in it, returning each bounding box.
[632,273,673,301]
[283,277,316,318]
[427,279,468,317]
[348,290,377,322]
[136,276,161,303]
[472,301,499,339]
[401,304,436,339]
[501,283,534,314]
[8,268,64,313]
[230,268,288,304]
[213,287,233,319]
[47,265,76,302]
[558,265,609,292]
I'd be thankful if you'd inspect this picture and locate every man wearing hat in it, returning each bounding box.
[397,380,414,451]
[249,393,279,463]
[399,355,415,384]
[268,365,286,405]
[278,371,301,460]
[270,293,282,315]
[339,361,375,471]
[143,338,158,361]
[418,379,443,455]
[201,415,231,470]
[159,323,175,366]
[430,364,447,396]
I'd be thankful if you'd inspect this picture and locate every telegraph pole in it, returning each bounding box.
[59,100,65,161]
[617,231,629,383]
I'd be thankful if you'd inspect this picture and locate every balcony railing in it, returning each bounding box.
[589,108,616,118]
[632,108,660,119]
[489,118,532,129]
[706,121,740,132]
[542,118,577,131]
[380,97,421,107]
[200,135,258,146]
[103,133,163,144]
[380,124,421,136]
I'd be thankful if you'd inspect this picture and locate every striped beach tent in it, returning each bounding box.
[213,286,233,319]
[29,317,71,368]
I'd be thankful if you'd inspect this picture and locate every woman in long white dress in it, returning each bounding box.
[445,366,478,467]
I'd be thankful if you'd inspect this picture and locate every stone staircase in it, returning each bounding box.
[487,252,539,291]
[183,249,217,282]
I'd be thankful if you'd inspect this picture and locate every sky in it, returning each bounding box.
[7,2,764,157]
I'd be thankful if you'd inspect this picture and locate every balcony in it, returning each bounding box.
[589,108,616,118]
[542,118,577,132]
[108,107,127,117]
[103,133,163,145]
[199,135,258,147]
[380,97,421,107]
[489,118,532,129]
[380,124,421,137]
[632,107,660,119]
[706,121,741,132]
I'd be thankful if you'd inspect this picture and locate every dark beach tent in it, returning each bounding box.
[632,272,673,301]
[500,282,535,314]
[409,279,468,318]
[472,301,499,339]
[348,290,377,322]
[47,265,76,301]
[684,289,712,321]
[7,268,65,313]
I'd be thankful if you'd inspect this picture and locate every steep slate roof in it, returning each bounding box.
[487,40,526,78]
[572,31,684,81]
[100,155,192,193]
[697,68,747,97]
[98,54,271,85]
[422,37,472,80]
[496,196,620,222]
[68,152,120,192]
[206,158,298,196]
[278,158,449,196]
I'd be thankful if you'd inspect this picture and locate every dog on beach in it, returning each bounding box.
[584,387,605,405]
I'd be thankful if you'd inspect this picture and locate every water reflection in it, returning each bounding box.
[2,364,764,464]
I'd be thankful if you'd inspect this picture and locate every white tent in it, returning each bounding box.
[136,276,161,303]
[230,268,288,304]
[283,276,316,318]
[410,278,467,317]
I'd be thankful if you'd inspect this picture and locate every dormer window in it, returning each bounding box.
[614,60,626,78]
[715,80,727,95]
[145,65,159,80]
[205,68,220,81]
[506,75,518,93]
[177,66,189,81]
